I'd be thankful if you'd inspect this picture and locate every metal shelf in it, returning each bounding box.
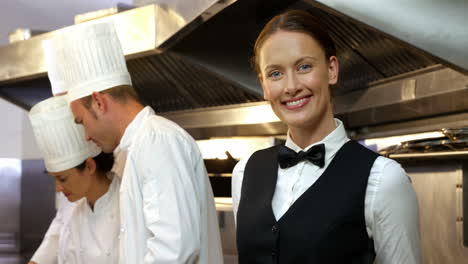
[389,150,468,160]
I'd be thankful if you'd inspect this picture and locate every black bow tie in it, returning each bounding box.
[278,144,326,169]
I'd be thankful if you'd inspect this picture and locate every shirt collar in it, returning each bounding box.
[285,119,349,162]
[111,145,126,179]
[118,106,155,151]
[112,106,154,179]
[86,175,118,214]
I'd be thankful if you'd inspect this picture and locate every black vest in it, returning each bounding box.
[236,140,378,264]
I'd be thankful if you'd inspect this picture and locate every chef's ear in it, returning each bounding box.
[84,158,97,175]
[91,91,107,114]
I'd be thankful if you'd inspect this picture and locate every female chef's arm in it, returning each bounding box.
[137,131,202,264]
[370,158,422,264]
[28,211,63,264]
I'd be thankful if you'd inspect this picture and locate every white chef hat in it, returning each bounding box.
[59,21,132,103]
[29,95,101,173]
[43,34,69,95]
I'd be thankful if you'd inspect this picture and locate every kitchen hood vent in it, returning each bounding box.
[0,0,466,139]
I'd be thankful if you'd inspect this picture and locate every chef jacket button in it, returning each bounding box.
[106,252,111,256]
[271,225,278,233]
[121,228,125,233]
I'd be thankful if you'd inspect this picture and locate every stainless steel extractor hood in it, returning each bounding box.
[0,0,467,139]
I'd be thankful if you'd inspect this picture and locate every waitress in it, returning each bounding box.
[232,10,421,264]
[29,95,120,264]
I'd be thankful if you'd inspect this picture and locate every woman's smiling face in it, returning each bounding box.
[258,30,338,129]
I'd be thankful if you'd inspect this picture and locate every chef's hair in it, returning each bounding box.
[252,9,337,74]
[80,85,140,111]
[75,152,114,174]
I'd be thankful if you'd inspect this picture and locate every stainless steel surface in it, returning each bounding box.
[0,159,21,255]
[314,0,468,74]
[0,255,23,264]
[215,199,237,262]
[215,197,233,212]
[335,66,468,128]
[0,1,237,84]
[19,160,56,260]
[8,29,46,44]
[404,161,468,263]
[208,173,232,177]
[164,102,279,128]
[0,159,55,261]
[390,151,468,160]
[134,0,237,24]
[0,5,158,84]
[74,4,133,24]
[442,128,468,141]
[162,102,285,139]
[350,112,468,140]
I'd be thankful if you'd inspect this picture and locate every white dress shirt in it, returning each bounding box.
[232,119,422,264]
[115,106,223,264]
[30,193,75,264]
[58,175,120,264]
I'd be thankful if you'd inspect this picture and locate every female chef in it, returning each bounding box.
[28,36,77,264]
[28,95,120,264]
[232,10,422,264]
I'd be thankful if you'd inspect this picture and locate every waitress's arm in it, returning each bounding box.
[368,157,422,264]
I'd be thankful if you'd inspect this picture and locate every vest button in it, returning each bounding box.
[272,251,276,256]
[272,225,278,233]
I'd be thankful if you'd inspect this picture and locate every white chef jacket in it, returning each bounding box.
[58,175,120,264]
[115,106,223,264]
[232,119,422,264]
[30,193,76,264]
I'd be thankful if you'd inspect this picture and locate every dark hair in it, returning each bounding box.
[81,85,140,111]
[253,10,336,74]
[75,152,114,174]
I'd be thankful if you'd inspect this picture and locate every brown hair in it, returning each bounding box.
[75,152,114,179]
[253,10,337,74]
[81,85,140,111]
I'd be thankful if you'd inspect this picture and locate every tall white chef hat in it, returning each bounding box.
[29,95,101,173]
[43,33,69,95]
[59,21,132,103]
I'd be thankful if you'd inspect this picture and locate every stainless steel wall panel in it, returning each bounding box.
[0,159,22,255]
[403,161,468,263]
[19,160,56,260]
